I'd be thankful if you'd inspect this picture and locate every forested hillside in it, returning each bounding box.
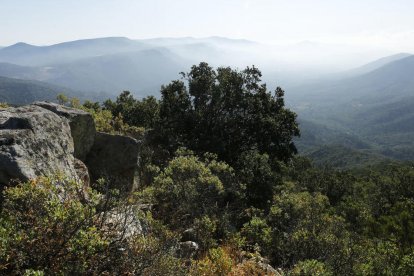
[0,75,108,105]
[290,54,414,165]
[0,76,74,105]
[2,63,414,275]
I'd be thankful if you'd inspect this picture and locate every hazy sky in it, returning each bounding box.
[1,0,414,51]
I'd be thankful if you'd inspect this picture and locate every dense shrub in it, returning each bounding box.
[0,176,183,275]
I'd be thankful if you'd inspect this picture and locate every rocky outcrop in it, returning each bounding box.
[0,102,140,195]
[33,102,95,161]
[0,105,77,185]
[86,132,140,194]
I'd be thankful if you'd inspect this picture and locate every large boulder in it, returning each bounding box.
[0,105,77,186]
[0,103,140,195]
[86,132,140,194]
[33,101,95,161]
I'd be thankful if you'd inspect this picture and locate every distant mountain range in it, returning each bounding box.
[0,36,257,66]
[0,37,146,66]
[0,37,262,97]
[0,36,393,98]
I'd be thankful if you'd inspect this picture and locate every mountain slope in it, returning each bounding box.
[0,76,106,105]
[346,53,411,76]
[289,54,414,123]
[46,48,187,94]
[295,119,371,150]
[290,55,414,163]
[0,76,70,104]
[0,62,49,80]
[0,47,187,96]
[307,145,391,169]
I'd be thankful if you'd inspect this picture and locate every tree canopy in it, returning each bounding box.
[155,62,300,166]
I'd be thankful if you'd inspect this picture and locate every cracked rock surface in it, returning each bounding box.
[0,105,77,185]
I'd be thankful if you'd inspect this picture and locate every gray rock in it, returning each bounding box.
[243,255,282,275]
[33,101,95,161]
[257,262,280,275]
[177,241,199,258]
[0,103,140,198]
[102,205,145,241]
[86,132,140,194]
[0,105,77,185]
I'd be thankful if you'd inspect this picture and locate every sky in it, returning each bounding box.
[1,0,414,52]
